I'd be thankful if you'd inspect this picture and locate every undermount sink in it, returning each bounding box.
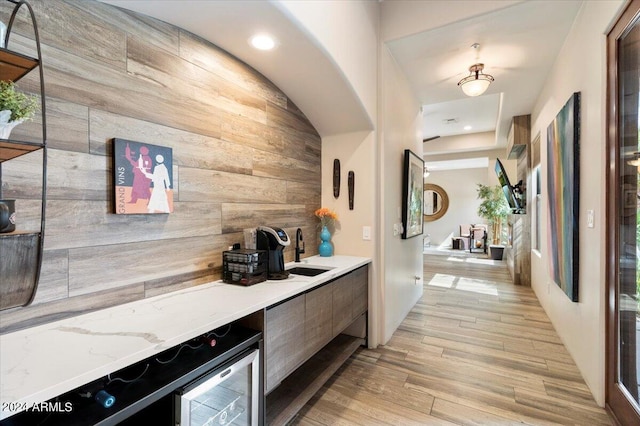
[287,266,334,277]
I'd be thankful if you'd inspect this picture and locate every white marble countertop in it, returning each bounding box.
[0,255,370,420]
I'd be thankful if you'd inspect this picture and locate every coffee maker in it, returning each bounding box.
[256,226,290,280]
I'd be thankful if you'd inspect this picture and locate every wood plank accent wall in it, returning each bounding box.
[0,0,321,333]
[506,115,531,286]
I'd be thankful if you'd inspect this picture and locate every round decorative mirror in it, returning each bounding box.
[424,183,449,222]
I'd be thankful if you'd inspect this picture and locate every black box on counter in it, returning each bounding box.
[222,249,268,286]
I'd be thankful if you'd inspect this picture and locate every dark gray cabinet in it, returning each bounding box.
[264,265,368,394]
[304,282,333,359]
[265,295,305,393]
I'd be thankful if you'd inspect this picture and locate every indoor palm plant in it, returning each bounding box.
[476,184,511,258]
[0,80,38,139]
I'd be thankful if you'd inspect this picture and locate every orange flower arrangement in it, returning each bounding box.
[314,207,338,228]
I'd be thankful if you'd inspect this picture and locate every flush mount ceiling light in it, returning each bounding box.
[458,63,494,97]
[423,165,430,179]
[250,34,276,51]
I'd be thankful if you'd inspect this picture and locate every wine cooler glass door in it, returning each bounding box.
[177,349,260,426]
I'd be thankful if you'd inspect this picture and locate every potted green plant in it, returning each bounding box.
[0,80,38,139]
[476,184,511,260]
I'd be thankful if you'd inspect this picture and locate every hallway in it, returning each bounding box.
[291,252,614,425]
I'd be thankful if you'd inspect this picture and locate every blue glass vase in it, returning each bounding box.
[318,225,333,257]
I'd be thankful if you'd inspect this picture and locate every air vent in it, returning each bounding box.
[442,118,459,124]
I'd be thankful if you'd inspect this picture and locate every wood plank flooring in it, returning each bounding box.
[289,251,613,425]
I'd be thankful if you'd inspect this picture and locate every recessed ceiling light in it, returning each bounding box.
[250,34,276,51]
[464,125,472,131]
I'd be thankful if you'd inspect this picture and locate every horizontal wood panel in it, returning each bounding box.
[221,203,306,234]
[89,109,253,174]
[66,233,243,297]
[179,167,287,203]
[2,149,107,200]
[30,249,69,304]
[252,149,320,183]
[44,200,221,250]
[14,97,89,153]
[179,30,287,109]
[127,37,268,126]
[286,181,322,205]
[70,0,180,56]
[0,0,320,330]
[1,0,126,71]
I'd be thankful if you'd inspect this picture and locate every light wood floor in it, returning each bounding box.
[290,251,614,425]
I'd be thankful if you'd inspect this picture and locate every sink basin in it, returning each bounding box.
[287,266,333,277]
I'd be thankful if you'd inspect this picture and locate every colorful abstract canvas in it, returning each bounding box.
[113,138,174,214]
[546,92,580,302]
[402,149,424,239]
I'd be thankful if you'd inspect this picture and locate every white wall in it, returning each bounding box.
[380,46,424,344]
[281,1,425,347]
[322,132,376,259]
[425,168,488,246]
[424,147,516,246]
[530,0,624,406]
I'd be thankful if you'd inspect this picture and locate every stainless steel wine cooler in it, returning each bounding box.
[175,348,260,426]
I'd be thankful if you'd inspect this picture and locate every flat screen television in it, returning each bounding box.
[494,158,523,213]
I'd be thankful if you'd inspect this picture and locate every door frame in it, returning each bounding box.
[606,0,640,423]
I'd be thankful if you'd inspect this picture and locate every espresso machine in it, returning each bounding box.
[256,226,290,280]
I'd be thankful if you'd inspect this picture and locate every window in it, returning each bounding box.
[533,165,542,252]
[531,133,541,253]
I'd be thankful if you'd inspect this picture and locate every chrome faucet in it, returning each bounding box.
[295,228,305,262]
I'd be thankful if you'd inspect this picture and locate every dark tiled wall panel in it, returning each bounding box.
[0,0,321,333]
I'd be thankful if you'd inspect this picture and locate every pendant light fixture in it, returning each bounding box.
[458,44,494,97]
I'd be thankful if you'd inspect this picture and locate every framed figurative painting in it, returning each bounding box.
[402,149,424,239]
[546,92,580,302]
[113,138,174,214]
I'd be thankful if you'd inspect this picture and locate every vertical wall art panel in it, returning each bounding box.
[113,138,174,214]
[401,149,424,239]
[546,92,580,301]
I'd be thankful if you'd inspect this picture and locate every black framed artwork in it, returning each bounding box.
[546,92,580,301]
[402,149,424,239]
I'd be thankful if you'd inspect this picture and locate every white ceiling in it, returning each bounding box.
[101,0,372,137]
[101,0,583,163]
[386,0,583,148]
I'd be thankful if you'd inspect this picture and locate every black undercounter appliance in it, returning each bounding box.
[256,226,290,280]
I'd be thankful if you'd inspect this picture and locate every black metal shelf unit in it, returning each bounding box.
[0,0,47,310]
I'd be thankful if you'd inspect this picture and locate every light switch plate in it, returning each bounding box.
[362,226,371,240]
[587,209,594,228]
